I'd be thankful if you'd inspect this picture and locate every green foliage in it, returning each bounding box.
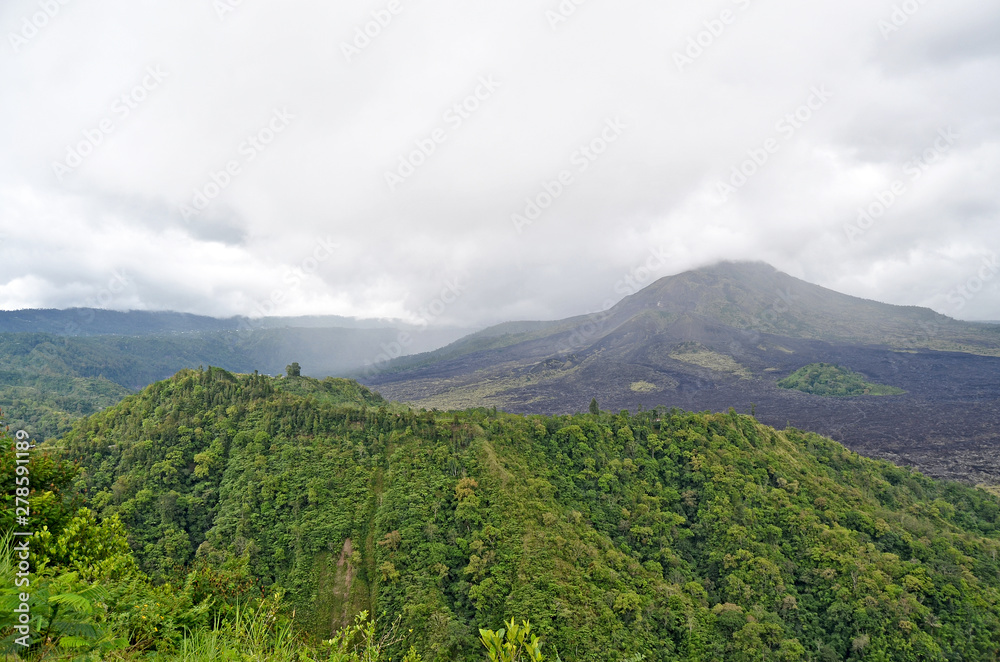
[126,590,313,661]
[103,576,213,653]
[777,362,906,396]
[0,372,130,443]
[480,619,544,662]
[323,610,422,662]
[35,508,139,581]
[286,363,301,378]
[0,555,127,659]
[41,370,1000,660]
[0,421,80,538]
[0,328,390,440]
[589,399,599,416]
[273,374,385,408]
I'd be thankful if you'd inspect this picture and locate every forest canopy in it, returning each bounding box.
[777,363,906,397]
[3,368,999,660]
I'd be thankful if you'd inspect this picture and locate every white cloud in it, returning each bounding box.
[1,0,998,323]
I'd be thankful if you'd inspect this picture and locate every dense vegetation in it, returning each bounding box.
[0,369,129,444]
[7,368,993,660]
[0,332,256,441]
[0,324,419,441]
[777,363,906,397]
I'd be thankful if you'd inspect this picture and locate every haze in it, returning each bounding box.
[1,0,998,326]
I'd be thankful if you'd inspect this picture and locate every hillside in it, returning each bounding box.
[5,264,998,487]
[369,262,1000,374]
[54,369,1000,661]
[0,308,455,336]
[361,262,1000,484]
[0,309,240,336]
[608,261,998,351]
[0,322,466,441]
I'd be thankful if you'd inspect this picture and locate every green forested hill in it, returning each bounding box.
[0,330,273,443]
[777,363,906,397]
[55,369,1000,661]
[0,323,453,441]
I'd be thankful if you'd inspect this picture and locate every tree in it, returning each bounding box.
[0,537,127,659]
[286,362,301,377]
[322,611,422,661]
[35,508,139,581]
[589,398,599,415]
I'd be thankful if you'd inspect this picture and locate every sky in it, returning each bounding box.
[1,0,998,328]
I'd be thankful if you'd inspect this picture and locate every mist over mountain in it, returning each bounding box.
[3,261,998,483]
[4,264,999,660]
[6,0,1000,657]
[0,314,471,440]
[0,308,465,336]
[361,262,1000,484]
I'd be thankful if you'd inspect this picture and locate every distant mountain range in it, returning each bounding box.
[3,261,998,484]
[360,262,1000,484]
[12,265,1000,660]
[0,308,440,336]
[0,312,471,440]
[55,368,1000,657]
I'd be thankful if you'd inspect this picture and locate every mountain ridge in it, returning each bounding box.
[52,367,1000,660]
[0,307,473,336]
[360,261,1000,484]
[367,261,996,379]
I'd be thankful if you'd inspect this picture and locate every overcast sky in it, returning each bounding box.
[1,0,998,327]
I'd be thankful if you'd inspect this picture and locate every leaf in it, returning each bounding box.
[57,635,91,649]
[49,592,94,615]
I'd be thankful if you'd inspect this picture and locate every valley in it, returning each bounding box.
[10,368,998,660]
[2,262,1000,659]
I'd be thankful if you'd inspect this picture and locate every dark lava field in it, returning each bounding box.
[364,263,1000,485]
[367,334,1000,485]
